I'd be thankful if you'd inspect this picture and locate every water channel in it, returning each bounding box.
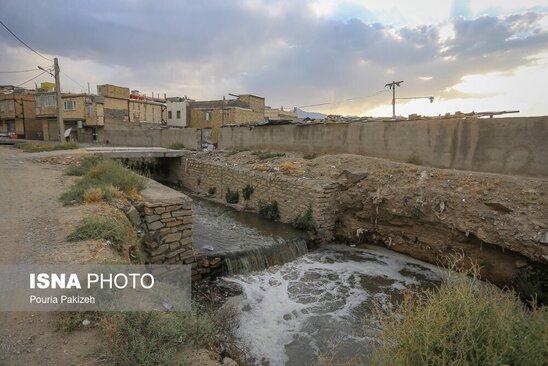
[191,197,442,365]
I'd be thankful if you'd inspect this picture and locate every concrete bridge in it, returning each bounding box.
[86,147,185,159]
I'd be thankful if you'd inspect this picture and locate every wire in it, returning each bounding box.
[61,71,87,91]
[0,68,40,74]
[0,20,53,62]
[15,70,47,87]
[297,89,389,109]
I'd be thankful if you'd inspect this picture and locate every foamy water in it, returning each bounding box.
[227,245,441,365]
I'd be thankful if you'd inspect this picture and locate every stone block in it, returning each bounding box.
[163,232,181,243]
[145,214,161,223]
[147,221,164,231]
[161,212,172,219]
[125,205,142,226]
[154,207,166,214]
[182,216,193,224]
[172,210,191,218]
[146,244,169,257]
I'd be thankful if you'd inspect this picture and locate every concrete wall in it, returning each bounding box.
[104,122,201,150]
[219,116,548,177]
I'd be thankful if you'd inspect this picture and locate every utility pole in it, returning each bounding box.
[54,57,64,143]
[385,80,403,117]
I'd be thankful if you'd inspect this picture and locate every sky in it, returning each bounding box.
[1,0,547,117]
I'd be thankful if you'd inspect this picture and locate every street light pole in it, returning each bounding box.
[54,57,64,143]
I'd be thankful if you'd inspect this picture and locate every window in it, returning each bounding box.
[168,111,172,119]
[45,95,56,107]
[8,101,13,112]
[176,110,181,119]
[35,95,41,107]
[64,100,76,111]
[87,105,94,117]
[204,111,211,121]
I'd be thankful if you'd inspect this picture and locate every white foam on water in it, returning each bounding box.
[226,245,441,365]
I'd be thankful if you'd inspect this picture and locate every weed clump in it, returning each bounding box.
[252,150,285,160]
[225,188,239,204]
[65,155,104,176]
[303,153,317,160]
[242,184,254,200]
[15,142,79,152]
[258,200,280,220]
[62,159,146,204]
[293,206,315,231]
[372,271,548,366]
[67,213,132,251]
[167,143,185,150]
[208,187,216,195]
[102,311,230,365]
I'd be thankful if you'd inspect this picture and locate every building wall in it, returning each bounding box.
[103,96,129,125]
[0,94,37,138]
[219,116,548,177]
[129,100,164,124]
[166,100,189,127]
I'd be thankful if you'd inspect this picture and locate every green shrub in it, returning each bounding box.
[513,263,548,306]
[293,206,315,231]
[67,213,131,251]
[372,272,548,366]
[225,188,239,204]
[103,311,225,365]
[208,187,216,195]
[65,155,104,176]
[167,143,185,150]
[258,200,280,220]
[252,150,285,160]
[15,142,80,152]
[53,141,80,150]
[62,159,146,204]
[303,153,317,160]
[242,184,254,200]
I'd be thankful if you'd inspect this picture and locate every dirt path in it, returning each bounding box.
[0,146,112,365]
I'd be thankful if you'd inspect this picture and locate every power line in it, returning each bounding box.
[61,71,87,91]
[15,70,47,87]
[297,89,389,109]
[0,20,53,62]
[0,68,40,74]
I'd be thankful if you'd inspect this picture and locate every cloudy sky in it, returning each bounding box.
[1,0,547,116]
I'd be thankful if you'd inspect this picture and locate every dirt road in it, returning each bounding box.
[0,146,110,365]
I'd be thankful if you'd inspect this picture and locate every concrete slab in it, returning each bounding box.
[141,178,192,205]
[86,147,185,158]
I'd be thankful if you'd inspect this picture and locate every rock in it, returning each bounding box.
[82,319,91,326]
[535,230,548,245]
[223,357,237,365]
[484,201,513,213]
[125,205,142,226]
[515,259,529,268]
[338,169,368,184]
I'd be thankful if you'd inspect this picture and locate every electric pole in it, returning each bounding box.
[54,57,64,143]
[385,80,403,117]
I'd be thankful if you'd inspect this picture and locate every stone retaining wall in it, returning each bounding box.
[165,155,339,238]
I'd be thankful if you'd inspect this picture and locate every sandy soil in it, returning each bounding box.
[0,146,118,365]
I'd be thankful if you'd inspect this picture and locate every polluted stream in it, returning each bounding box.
[191,197,442,365]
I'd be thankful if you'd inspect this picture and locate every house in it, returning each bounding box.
[188,94,265,144]
[0,88,39,139]
[34,88,105,142]
[166,96,191,127]
[265,106,297,121]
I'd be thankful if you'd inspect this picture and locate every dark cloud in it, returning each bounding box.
[0,1,546,112]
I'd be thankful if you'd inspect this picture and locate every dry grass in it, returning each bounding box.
[83,187,103,203]
[371,267,547,366]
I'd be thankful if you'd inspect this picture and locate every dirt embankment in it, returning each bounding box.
[198,150,547,284]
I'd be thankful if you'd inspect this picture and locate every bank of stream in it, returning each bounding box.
[189,194,442,365]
